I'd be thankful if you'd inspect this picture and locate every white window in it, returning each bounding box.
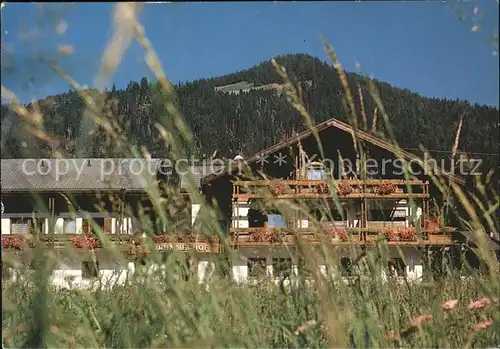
[267,214,286,228]
[117,218,132,234]
[64,219,77,234]
[11,218,30,234]
[307,162,327,180]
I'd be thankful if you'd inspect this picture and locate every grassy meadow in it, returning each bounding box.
[2,262,499,347]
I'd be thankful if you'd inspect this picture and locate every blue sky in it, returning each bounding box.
[1,2,498,106]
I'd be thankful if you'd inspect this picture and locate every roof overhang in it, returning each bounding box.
[0,188,190,195]
[201,117,466,186]
[457,231,500,251]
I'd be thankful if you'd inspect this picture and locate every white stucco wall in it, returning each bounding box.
[232,201,249,228]
[54,218,65,234]
[3,252,216,289]
[0,216,135,235]
[192,204,201,226]
[232,255,249,282]
[46,252,128,289]
[76,218,83,234]
[50,268,129,289]
[123,218,133,234]
[198,260,215,283]
[1,218,11,234]
[297,219,309,228]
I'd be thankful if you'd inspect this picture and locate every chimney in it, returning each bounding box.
[233,154,245,175]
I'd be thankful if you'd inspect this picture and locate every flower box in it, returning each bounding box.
[383,228,417,242]
[69,236,100,249]
[248,229,289,243]
[315,183,330,195]
[1,235,26,250]
[376,183,397,195]
[269,181,291,196]
[327,229,349,242]
[337,183,354,196]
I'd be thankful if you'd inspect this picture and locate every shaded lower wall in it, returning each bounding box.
[8,246,473,287]
[230,246,424,282]
[3,247,424,287]
[2,250,215,289]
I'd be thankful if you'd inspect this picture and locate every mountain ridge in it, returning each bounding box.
[1,53,498,176]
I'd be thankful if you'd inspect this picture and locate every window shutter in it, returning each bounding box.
[82,219,91,235]
[104,218,112,234]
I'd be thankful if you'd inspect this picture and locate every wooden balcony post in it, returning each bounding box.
[361,199,368,242]
[120,190,125,234]
[425,182,430,229]
[82,219,91,235]
[236,195,239,229]
[104,218,112,234]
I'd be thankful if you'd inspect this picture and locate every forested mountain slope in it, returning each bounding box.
[1,53,498,175]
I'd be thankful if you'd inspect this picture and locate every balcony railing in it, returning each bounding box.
[232,179,430,200]
[229,226,456,247]
[1,233,221,253]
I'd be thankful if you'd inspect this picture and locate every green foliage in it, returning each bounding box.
[2,264,499,348]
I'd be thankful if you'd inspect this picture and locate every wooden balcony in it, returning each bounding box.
[1,233,133,249]
[229,226,456,247]
[1,233,221,254]
[232,179,430,201]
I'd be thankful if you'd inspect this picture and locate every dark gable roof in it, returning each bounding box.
[458,231,500,251]
[202,117,466,185]
[1,159,219,193]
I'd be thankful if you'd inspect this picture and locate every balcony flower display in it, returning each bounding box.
[328,229,348,242]
[383,229,398,241]
[337,183,353,196]
[268,231,287,243]
[377,183,397,195]
[383,228,417,241]
[69,236,99,249]
[1,235,25,250]
[153,234,172,243]
[398,227,417,241]
[315,182,330,194]
[250,229,277,242]
[269,180,290,196]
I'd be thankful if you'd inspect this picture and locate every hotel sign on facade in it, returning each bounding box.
[155,242,219,253]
